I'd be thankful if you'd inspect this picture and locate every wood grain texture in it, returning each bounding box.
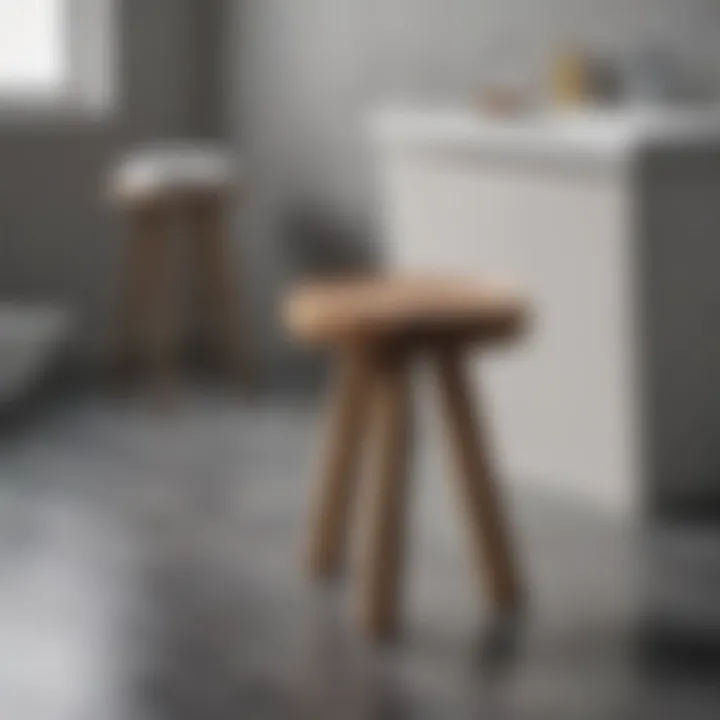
[308,351,373,578]
[114,203,177,389]
[112,174,243,393]
[286,276,527,348]
[434,346,523,614]
[361,350,411,640]
[287,275,528,639]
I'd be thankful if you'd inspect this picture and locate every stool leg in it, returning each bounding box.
[309,351,373,578]
[115,204,176,391]
[188,194,245,383]
[434,347,523,615]
[113,213,146,379]
[361,350,411,640]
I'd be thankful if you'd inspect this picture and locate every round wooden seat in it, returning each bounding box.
[285,275,527,347]
[286,274,528,641]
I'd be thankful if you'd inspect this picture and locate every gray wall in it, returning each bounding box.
[0,0,224,360]
[231,0,720,381]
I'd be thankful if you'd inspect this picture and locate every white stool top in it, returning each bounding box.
[110,143,235,205]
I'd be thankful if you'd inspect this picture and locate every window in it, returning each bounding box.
[0,0,65,96]
[0,0,115,115]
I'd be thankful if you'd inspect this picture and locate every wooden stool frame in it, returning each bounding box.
[114,190,244,389]
[307,335,524,641]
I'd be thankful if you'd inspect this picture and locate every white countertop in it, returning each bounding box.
[371,105,720,162]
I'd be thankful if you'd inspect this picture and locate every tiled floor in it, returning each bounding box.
[0,389,718,719]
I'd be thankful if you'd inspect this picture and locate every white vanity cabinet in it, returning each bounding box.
[372,107,720,516]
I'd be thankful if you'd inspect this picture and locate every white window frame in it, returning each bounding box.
[0,0,117,120]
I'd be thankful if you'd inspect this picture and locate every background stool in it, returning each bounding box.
[286,276,529,640]
[109,144,244,390]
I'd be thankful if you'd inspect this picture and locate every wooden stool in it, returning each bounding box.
[109,144,244,388]
[285,276,528,640]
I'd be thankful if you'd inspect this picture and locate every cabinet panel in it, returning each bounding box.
[381,154,640,513]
